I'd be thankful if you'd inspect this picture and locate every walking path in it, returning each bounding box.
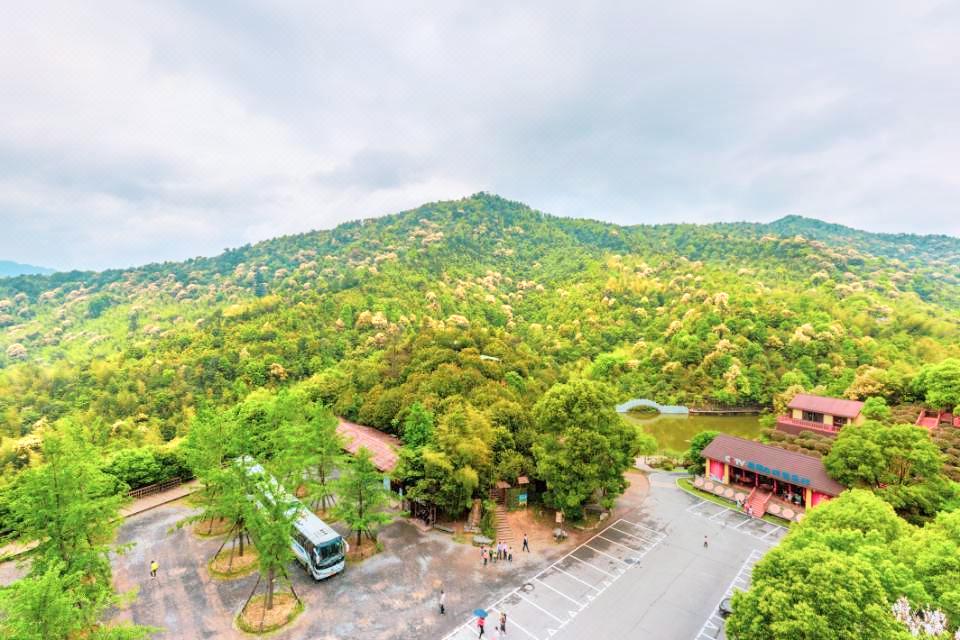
[120,480,199,518]
[0,479,199,564]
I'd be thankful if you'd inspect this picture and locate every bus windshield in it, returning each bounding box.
[313,539,344,567]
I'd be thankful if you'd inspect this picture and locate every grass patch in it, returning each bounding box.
[237,593,303,634]
[676,477,791,527]
[208,547,259,579]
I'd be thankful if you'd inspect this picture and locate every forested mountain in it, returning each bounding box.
[0,193,958,462]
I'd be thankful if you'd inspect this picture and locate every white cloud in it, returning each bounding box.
[0,1,958,269]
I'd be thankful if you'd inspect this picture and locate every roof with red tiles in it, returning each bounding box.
[787,393,864,418]
[337,419,400,473]
[701,433,845,496]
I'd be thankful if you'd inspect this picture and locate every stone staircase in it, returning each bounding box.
[745,487,773,518]
[489,488,515,544]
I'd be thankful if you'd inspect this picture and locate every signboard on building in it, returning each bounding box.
[723,454,811,486]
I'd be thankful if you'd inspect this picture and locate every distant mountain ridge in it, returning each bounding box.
[764,215,960,264]
[0,260,55,278]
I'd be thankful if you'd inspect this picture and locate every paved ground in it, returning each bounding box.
[120,480,198,518]
[443,518,666,640]
[110,500,572,639]
[0,481,200,588]
[442,474,785,640]
[107,472,783,639]
[694,549,764,640]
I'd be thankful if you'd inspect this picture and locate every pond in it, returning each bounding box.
[621,412,765,454]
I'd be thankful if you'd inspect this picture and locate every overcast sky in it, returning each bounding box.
[2,1,958,270]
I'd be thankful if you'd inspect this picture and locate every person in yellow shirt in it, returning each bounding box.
[150,559,159,578]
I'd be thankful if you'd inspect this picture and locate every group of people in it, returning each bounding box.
[476,611,508,637]
[735,496,755,517]
[480,533,532,567]
[480,541,513,566]
[439,589,508,638]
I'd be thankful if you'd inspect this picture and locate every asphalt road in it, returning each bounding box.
[444,473,785,640]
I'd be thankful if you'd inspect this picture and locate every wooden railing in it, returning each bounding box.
[127,477,183,500]
[776,416,841,433]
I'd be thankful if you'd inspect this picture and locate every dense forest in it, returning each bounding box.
[2,194,958,457]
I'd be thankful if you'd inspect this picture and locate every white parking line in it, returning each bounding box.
[568,553,617,578]
[597,533,642,554]
[534,577,585,608]
[694,549,765,640]
[553,566,602,591]
[516,592,567,624]
[490,607,539,640]
[621,519,668,540]
[584,542,632,566]
[608,524,657,546]
[442,518,666,640]
[685,499,708,513]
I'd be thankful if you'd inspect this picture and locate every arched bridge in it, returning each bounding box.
[615,398,689,415]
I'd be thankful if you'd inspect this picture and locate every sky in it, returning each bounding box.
[1,1,958,271]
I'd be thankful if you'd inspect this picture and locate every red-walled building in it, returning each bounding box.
[701,434,844,512]
[775,393,865,437]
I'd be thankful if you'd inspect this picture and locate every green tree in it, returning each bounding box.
[860,397,893,423]
[687,430,719,475]
[401,402,435,449]
[181,407,237,535]
[102,448,163,490]
[0,562,155,640]
[3,430,153,639]
[242,464,301,623]
[726,546,910,640]
[635,431,658,456]
[333,448,392,550]
[915,358,960,412]
[7,431,124,582]
[532,381,638,519]
[535,427,628,519]
[824,422,948,517]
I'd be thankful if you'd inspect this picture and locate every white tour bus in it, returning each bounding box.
[241,458,347,581]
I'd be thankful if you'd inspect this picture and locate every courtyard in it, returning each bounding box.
[105,470,784,639]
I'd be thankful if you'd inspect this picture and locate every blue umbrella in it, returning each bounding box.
[474,609,488,618]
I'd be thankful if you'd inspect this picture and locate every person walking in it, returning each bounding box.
[439,589,446,615]
[149,559,159,578]
[482,546,488,567]
[522,533,529,553]
[703,535,708,548]
[477,615,485,638]
[499,611,507,635]
[507,546,513,562]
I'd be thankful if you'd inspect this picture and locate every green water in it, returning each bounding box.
[622,412,765,454]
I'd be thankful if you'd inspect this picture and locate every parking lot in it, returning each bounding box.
[444,518,667,640]
[695,548,764,640]
[685,499,788,543]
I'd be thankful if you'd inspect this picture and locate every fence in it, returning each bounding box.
[127,476,183,500]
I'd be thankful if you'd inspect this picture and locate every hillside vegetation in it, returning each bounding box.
[1,194,958,460]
